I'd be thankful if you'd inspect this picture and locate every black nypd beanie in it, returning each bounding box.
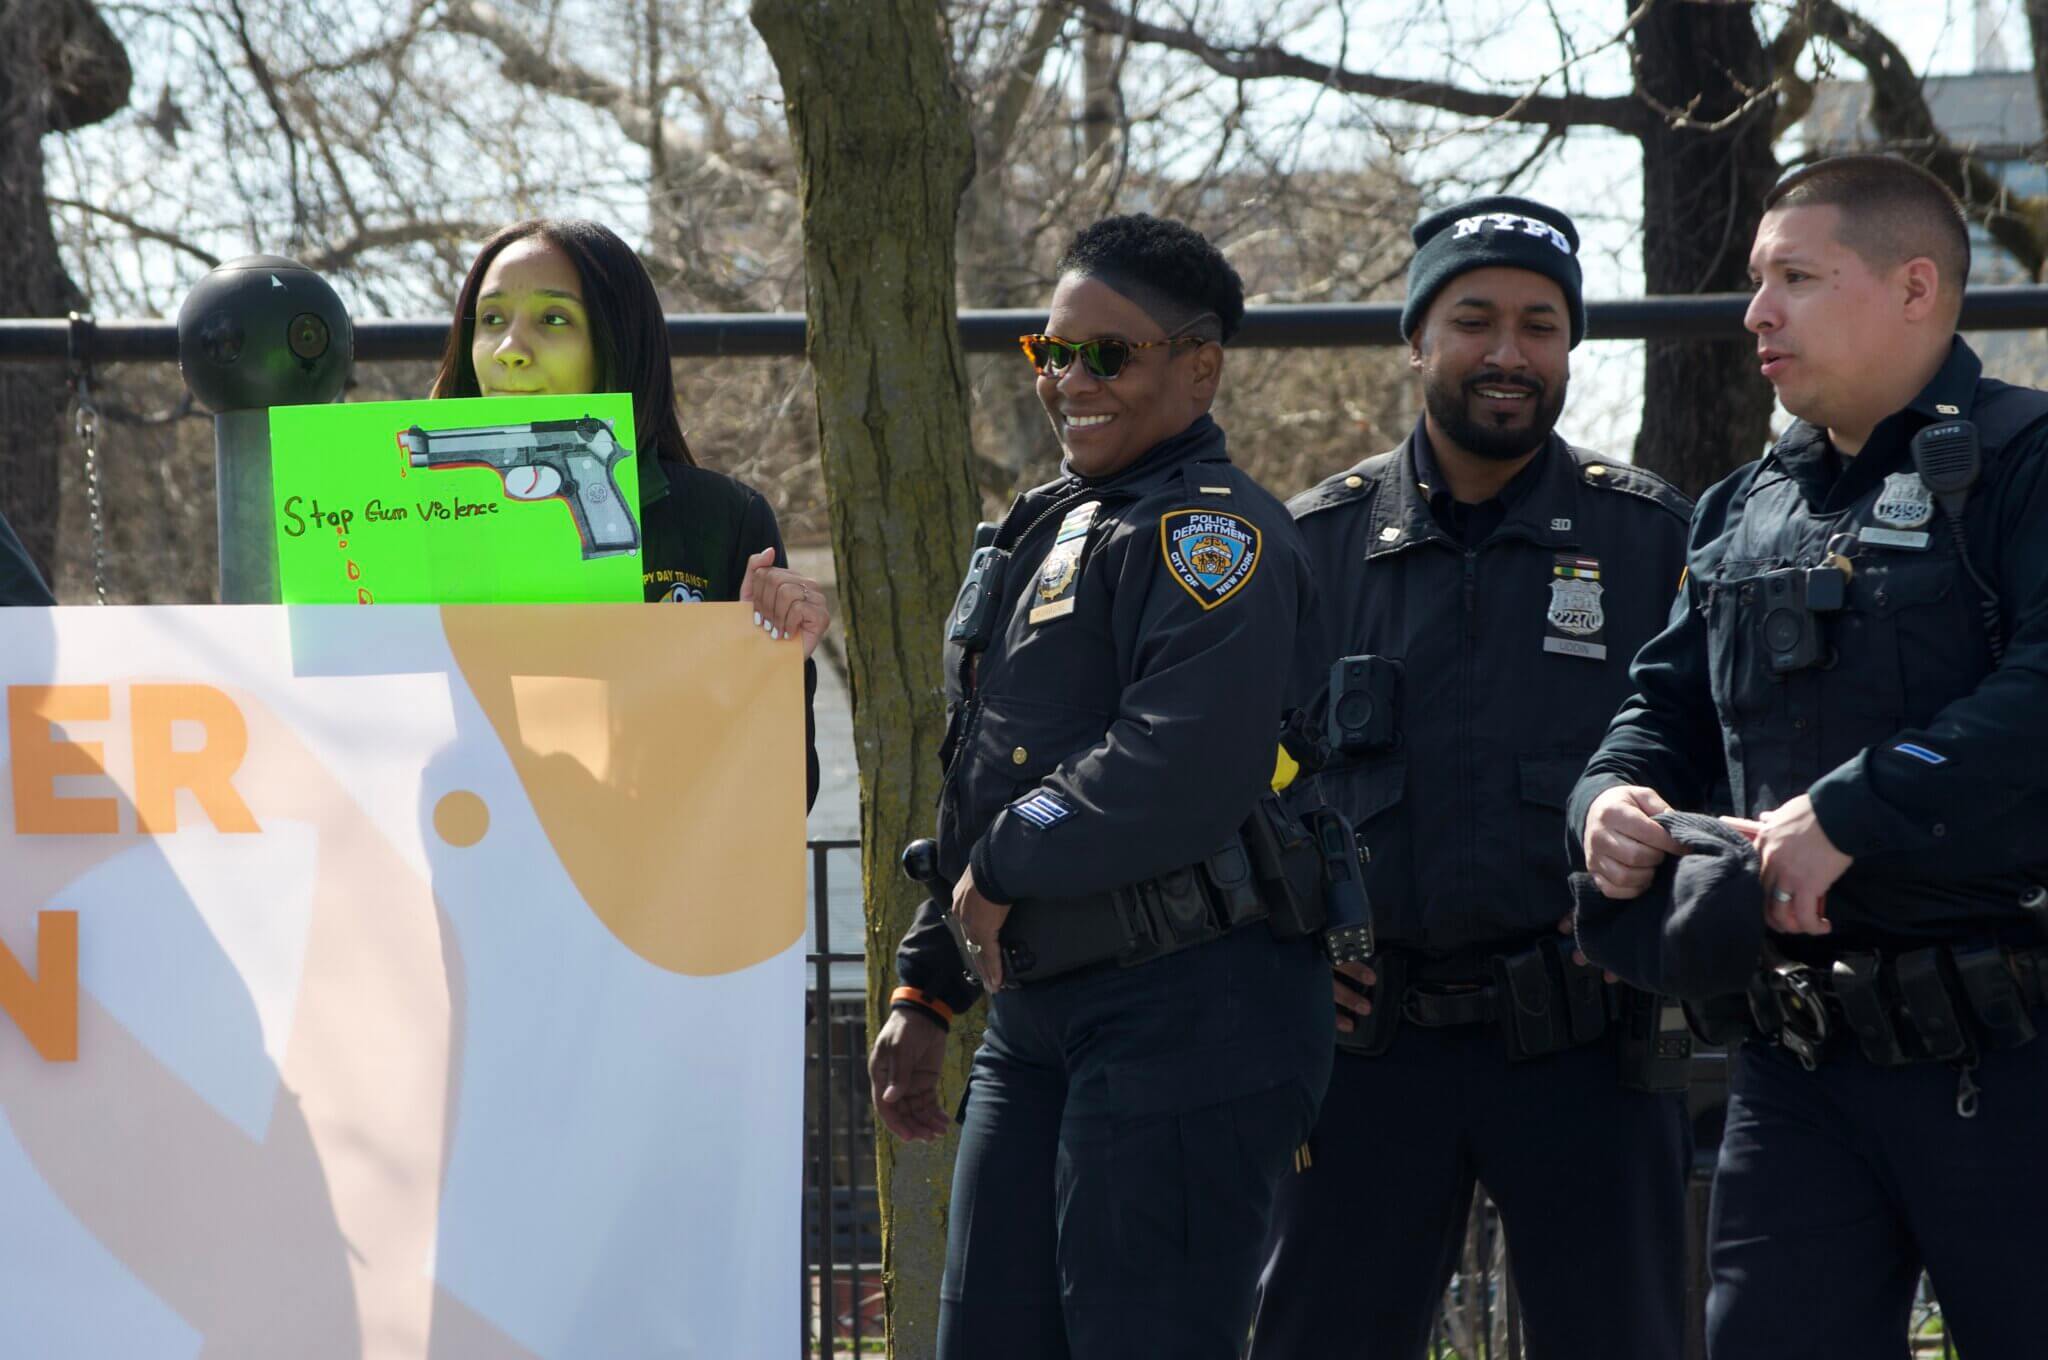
[1400,195,1586,348]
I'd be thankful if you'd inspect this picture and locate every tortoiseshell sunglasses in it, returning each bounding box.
[1017,332,1204,380]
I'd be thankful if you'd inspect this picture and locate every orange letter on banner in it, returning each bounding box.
[132,685,259,834]
[0,912,79,1061]
[9,685,118,834]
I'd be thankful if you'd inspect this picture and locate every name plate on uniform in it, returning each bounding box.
[1029,501,1100,624]
[1542,553,1607,660]
[1859,526,1931,551]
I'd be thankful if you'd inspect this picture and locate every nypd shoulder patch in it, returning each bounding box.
[1010,790,1074,829]
[1160,508,1261,610]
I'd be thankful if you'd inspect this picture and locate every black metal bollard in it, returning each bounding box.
[176,256,353,603]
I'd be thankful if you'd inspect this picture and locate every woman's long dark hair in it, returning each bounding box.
[432,218,695,466]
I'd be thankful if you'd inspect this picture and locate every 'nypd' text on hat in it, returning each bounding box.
[1400,195,1587,348]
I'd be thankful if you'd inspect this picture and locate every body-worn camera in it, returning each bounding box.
[1305,808,1375,965]
[1327,655,1402,755]
[948,522,1011,650]
[1757,563,1845,674]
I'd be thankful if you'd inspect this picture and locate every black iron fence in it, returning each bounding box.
[8,285,2048,367]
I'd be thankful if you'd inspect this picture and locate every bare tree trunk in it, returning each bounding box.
[1080,24,1115,160]
[2027,2,2048,132]
[0,2,85,584]
[749,2,979,1354]
[961,0,1071,484]
[0,0,129,588]
[1630,0,1780,494]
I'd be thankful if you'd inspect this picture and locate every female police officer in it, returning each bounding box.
[866,215,1333,1359]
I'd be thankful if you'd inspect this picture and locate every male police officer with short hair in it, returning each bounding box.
[1573,154,2048,1358]
[1251,197,1695,1359]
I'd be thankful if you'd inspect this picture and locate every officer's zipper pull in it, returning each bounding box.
[1954,1059,1981,1120]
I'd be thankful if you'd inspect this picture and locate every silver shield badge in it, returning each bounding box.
[1873,471,1935,529]
[1547,577,1605,636]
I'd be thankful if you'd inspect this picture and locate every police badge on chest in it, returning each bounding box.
[1029,501,1100,624]
[1862,471,1935,551]
[1543,553,1606,660]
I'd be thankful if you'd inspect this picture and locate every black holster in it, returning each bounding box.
[1242,793,1326,938]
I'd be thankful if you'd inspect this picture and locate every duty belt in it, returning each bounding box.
[1335,937,1693,1093]
[1711,943,2048,1076]
[991,797,1330,988]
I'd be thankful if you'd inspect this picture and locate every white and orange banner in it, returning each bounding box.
[0,604,805,1358]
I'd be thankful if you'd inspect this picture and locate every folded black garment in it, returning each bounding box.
[1571,810,1764,1001]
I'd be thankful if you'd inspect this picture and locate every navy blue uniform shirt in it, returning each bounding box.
[1289,427,1692,952]
[1570,338,2048,948]
[895,415,1320,1013]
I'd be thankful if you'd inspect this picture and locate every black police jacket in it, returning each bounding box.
[1571,339,2048,947]
[0,511,54,606]
[895,415,1320,1013]
[1290,430,1691,952]
[637,454,819,810]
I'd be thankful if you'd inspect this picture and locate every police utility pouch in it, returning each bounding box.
[947,522,1009,650]
[1617,991,1693,1094]
[1203,838,1268,929]
[1953,945,2038,1051]
[1831,951,1909,1066]
[1495,945,1565,1060]
[1326,655,1402,755]
[1894,948,1975,1065]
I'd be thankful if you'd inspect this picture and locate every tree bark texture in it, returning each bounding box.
[1629,0,1780,496]
[749,2,980,1354]
[0,0,129,585]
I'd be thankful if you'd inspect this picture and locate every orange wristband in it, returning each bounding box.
[890,986,955,1024]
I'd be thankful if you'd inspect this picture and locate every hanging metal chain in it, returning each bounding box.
[67,312,110,606]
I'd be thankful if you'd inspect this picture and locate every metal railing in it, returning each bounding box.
[7,285,2048,367]
[804,838,881,1356]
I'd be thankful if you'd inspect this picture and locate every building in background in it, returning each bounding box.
[1800,0,2048,381]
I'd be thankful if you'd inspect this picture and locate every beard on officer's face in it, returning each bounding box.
[1425,367,1569,463]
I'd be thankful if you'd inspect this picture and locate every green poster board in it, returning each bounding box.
[270,394,642,603]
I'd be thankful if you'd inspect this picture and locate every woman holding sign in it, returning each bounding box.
[432,219,824,805]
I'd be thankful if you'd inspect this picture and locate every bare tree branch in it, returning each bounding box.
[981,0,1071,164]
[1071,0,1646,134]
[47,195,222,268]
[2026,0,2048,151]
[1804,0,2046,279]
[302,219,495,272]
[1767,7,1817,139]
[435,0,792,215]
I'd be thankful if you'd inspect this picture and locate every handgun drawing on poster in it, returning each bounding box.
[399,416,639,559]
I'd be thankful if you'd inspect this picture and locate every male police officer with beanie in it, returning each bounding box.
[1250,196,1695,1360]
[1573,155,2048,1358]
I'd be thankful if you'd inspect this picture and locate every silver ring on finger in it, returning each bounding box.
[1771,888,1795,903]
